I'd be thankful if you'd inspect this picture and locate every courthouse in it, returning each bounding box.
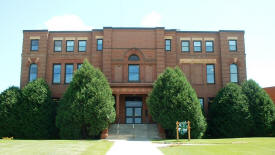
[20,27,246,124]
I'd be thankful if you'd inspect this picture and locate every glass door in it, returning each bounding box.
[125,100,142,124]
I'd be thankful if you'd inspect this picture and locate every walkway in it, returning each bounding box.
[106,140,163,155]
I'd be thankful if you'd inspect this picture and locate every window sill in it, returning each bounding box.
[206,83,216,85]
[52,83,61,85]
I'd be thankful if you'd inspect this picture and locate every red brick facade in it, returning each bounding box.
[264,87,275,105]
[20,27,247,124]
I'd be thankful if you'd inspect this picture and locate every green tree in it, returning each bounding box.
[208,83,251,138]
[147,67,206,139]
[242,80,275,136]
[56,60,115,139]
[21,79,56,139]
[0,86,22,138]
[272,119,275,136]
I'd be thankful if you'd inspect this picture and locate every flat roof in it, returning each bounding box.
[23,27,245,33]
[23,30,48,32]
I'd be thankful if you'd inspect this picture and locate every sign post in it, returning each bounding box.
[188,120,191,141]
[176,120,191,141]
[176,121,179,140]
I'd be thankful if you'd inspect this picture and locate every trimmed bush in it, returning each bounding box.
[0,86,22,138]
[242,80,275,136]
[21,79,56,139]
[56,60,115,139]
[208,83,251,138]
[147,67,206,138]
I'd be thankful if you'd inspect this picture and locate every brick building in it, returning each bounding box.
[264,86,275,105]
[20,27,246,124]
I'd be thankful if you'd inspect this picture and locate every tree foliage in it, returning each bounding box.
[20,79,56,139]
[242,79,275,136]
[56,60,115,139]
[147,67,206,138]
[0,86,22,137]
[208,83,251,138]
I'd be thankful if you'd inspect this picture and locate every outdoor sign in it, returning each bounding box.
[176,120,191,141]
[178,121,188,135]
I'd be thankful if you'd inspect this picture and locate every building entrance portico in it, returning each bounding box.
[111,83,153,124]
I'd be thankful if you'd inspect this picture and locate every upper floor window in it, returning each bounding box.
[97,39,103,51]
[66,40,74,52]
[53,64,61,84]
[199,98,204,110]
[181,41,190,52]
[205,41,214,52]
[206,64,215,84]
[128,54,140,61]
[128,64,140,82]
[165,39,171,51]
[29,64,37,82]
[54,40,62,52]
[77,63,82,69]
[229,40,237,51]
[31,39,39,51]
[193,41,202,52]
[65,64,74,84]
[78,40,87,52]
[230,64,238,83]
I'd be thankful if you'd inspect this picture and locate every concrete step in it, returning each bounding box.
[107,124,161,140]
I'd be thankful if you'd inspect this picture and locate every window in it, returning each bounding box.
[65,64,74,84]
[53,64,61,84]
[165,39,171,51]
[181,41,190,52]
[128,65,140,82]
[193,41,202,52]
[128,54,140,61]
[77,63,82,69]
[199,98,204,110]
[230,64,238,83]
[229,40,237,51]
[66,40,74,52]
[31,39,39,51]
[29,64,37,82]
[205,41,214,52]
[54,40,62,52]
[206,64,215,84]
[97,39,103,51]
[78,40,87,52]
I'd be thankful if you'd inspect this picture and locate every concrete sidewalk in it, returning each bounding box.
[106,140,163,155]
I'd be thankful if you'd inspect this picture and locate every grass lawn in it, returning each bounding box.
[155,137,275,155]
[0,139,113,155]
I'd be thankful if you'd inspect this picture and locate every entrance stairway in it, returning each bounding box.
[106,124,161,140]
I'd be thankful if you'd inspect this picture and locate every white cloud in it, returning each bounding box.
[141,11,162,27]
[45,15,92,31]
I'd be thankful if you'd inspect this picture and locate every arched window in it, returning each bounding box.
[128,54,140,61]
[230,64,238,83]
[29,63,37,82]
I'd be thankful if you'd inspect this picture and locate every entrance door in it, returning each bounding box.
[125,98,142,124]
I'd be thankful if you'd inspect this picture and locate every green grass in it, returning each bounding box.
[156,138,275,155]
[0,139,113,155]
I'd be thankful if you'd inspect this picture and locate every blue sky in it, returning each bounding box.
[0,0,275,92]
